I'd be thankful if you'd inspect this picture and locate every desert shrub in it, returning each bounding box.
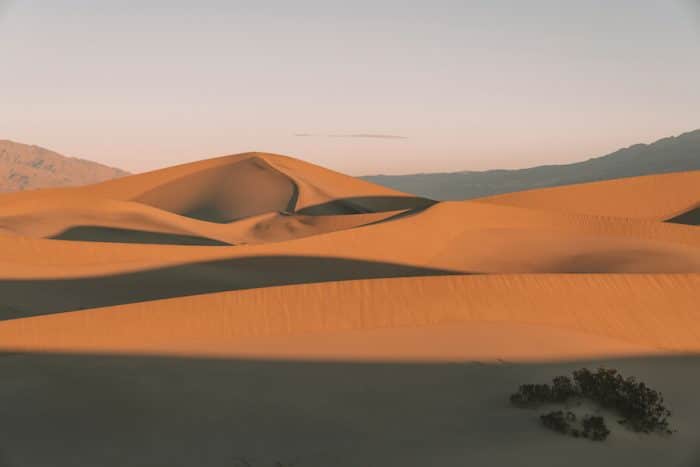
[582,415,610,441]
[510,367,673,441]
[510,383,554,407]
[573,368,671,434]
[510,375,577,407]
[538,410,610,441]
[551,375,577,401]
[540,410,570,434]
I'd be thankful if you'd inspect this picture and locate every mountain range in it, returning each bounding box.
[362,129,700,200]
[2,129,699,199]
[0,140,128,192]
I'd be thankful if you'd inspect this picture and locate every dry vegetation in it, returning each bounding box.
[511,368,673,441]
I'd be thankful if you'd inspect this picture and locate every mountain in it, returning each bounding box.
[362,129,700,200]
[0,140,129,192]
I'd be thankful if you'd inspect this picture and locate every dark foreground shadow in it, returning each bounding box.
[50,226,232,246]
[298,196,437,215]
[0,256,458,320]
[0,351,697,467]
[667,207,700,226]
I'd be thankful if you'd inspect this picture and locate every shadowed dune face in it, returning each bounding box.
[2,274,698,356]
[93,152,435,223]
[297,196,437,215]
[133,157,298,223]
[0,352,698,467]
[0,156,698,465]
[0,256,458,320]
[667,206,700,226]
[0,200,408,246]
[50,226,232,246]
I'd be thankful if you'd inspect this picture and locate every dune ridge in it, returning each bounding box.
[0,273,698,360]
[0,153,697,363]
[480,170,700,220]
[0,152,699,467]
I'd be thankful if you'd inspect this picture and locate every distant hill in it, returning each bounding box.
[0,140,129,192]
[362,129,700,200]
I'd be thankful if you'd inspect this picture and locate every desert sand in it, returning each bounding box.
[0,153,698,466]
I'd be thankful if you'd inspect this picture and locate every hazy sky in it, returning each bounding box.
[1,1,699,175]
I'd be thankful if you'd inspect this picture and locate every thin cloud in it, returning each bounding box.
[330,134,408,140]
[295,133,408,140]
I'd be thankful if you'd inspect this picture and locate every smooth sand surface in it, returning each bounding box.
[0,153,698,466]
[0,352,699,467]
[3,274,699,357]
[480,170,700,220]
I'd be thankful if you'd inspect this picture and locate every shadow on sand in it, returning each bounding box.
[297,196,437,216]
[0,351,697,467]
[50,226,232,246]
[0,256,459,320]
[667,207,700,226]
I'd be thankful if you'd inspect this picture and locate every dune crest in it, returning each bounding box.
[0,151,698,467]
[0,152,697,364]
[480,170,700,220]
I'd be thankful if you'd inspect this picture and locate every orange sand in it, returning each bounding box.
[0,153,697,362]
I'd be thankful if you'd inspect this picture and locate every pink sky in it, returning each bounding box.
[1,1,699,175]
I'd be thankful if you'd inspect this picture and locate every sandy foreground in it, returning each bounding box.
[0,153,698,466]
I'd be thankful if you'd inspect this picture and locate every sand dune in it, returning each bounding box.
[0,153,698,466]
[82,152,434,214]
[480,170,700,220]
[1,274,699,358]
[0,194,403,246]
[0,157,697,322]
[1,199,698,276]
[668,205,700,226]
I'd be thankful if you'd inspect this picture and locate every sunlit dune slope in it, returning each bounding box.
[0,152,431,245]
[0,198,698,279]
[0,154,697,363]
[0,182,699,325]
[0,195,403,246]
[1,274,698,360]
[75,152,435,217]
[480,170,700,221]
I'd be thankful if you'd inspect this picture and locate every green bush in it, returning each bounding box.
[582,415,610,441]
[573,368,671,434]
[538,410,611,441]
[539,410,571,434]
[510,367,673,441]
[510,375,577,407]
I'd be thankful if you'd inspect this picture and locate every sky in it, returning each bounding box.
[1,0,699,175]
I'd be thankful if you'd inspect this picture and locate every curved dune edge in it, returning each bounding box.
[0,159,697,277]
[1,274,698,360]
[74,152,431,216]
[667,204,700,226]
[0,151,432,246]
[0,200,699,277]
[0,194,405,246]
[480,170,700,220]
[148,321,661,362]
